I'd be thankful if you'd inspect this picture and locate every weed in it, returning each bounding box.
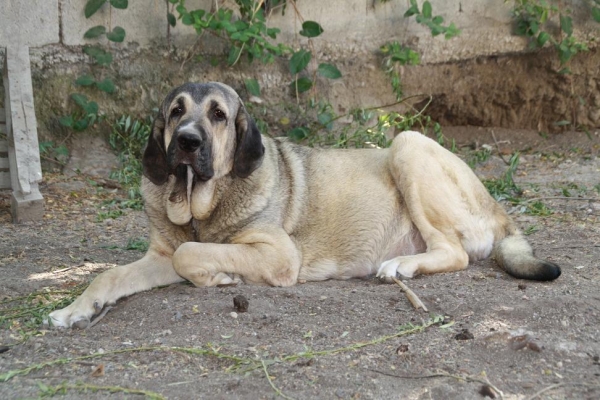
[467,147,492,169]
[523,225,540,235]
[37,382,165,400]
[0,284,87,343]
[525,200,553,216]
[483,152,522,202]
[92,114,154,221]
[126,237,149,252]
[482,153,553,216]
[1,316,445,383]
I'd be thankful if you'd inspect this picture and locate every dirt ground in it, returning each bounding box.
[1,127,599,400]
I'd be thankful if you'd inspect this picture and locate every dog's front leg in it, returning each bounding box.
[49,251,184,328]
[172,228,301,287]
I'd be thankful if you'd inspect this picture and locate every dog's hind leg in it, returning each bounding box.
[377,131,496,281]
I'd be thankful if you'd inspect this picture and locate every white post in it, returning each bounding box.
[3,45,45,223]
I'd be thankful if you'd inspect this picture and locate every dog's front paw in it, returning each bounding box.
[49,298,104,329]
[376,257,418,282]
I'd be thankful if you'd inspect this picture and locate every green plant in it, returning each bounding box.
[483,152,522,202]
[380,42,420,100]
[60,0,128,133]
[466,147,492,169]
[0,284,87,343]
[171,0,341,98]
[380,1,460,101]
[108,115,152,208]
[172,0,289,66]
[404,0,461,39]
[126,237,149,252]
[483,152,553,216]
[509,0,600,73]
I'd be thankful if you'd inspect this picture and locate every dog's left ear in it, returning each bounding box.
[142,112,169,185]
[234,101,265,178]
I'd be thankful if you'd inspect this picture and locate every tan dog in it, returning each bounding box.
[50,82,560,328]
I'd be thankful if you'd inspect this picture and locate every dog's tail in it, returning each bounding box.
[493,234,561,281]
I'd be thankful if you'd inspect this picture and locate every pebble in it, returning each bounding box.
[230,312,238,319]
[233,294,249,313]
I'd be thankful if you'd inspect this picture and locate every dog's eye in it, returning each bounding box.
[170,106,184,118]
[213,108,226,121]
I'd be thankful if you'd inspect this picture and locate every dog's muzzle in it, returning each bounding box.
[168,124,214,182]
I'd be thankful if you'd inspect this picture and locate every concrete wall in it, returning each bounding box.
[2,1,598,61]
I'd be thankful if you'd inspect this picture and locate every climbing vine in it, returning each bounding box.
[59,0,129,134]
[508,0,600,73]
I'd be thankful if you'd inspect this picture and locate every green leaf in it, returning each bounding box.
[299,21,323,38]
[106,26,126,42]
[84,101,99,115]
[592,7,600,23]
[289,49,311,75]
[167,12,176,27]
[58,115,74,127]
[70,93,89,108]
[227,46,242,66]
[109,0,128,9]
[560,14,573,36]
[84,25,106,39]
[422,1,432,18]
[290,77,312,93]
[85,0,107,18]
[244,78,261,97]
[75,74,95,86]
[73,118,90,131]
[287,127,309,141]
[317,63,342,79]
[404,0,419,17]
[96,78,116,93]
[537,31,550,47]
[181,13,193,25]
[83,45,113,65]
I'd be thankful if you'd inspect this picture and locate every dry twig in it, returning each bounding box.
[391,277,428,312]
[87,306,113,329]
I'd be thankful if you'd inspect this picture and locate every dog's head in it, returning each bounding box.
[142,82,265,187]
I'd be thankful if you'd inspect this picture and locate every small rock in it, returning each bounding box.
[396,344,409,354]
[230,312,238,319]
[454,329,474,340]
[518,283,527,290]
[0,345,9,354]
[479,384,497,398]
[319,296,328,300]
[233,294,249,313]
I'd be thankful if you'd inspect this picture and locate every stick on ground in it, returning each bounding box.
[391,277,428,312]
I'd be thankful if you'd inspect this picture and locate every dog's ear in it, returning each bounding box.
[142,112,169,185]
[234,102,265,178]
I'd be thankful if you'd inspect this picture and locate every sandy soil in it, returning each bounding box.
[1,127,599,399]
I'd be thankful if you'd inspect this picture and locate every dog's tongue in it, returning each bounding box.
[187,165,193,206]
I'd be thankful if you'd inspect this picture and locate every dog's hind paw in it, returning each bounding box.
[376,257,418,282]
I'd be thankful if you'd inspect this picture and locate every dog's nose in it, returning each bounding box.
[177,133,201,152]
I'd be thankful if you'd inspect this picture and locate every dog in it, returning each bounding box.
[49,82,561,328]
